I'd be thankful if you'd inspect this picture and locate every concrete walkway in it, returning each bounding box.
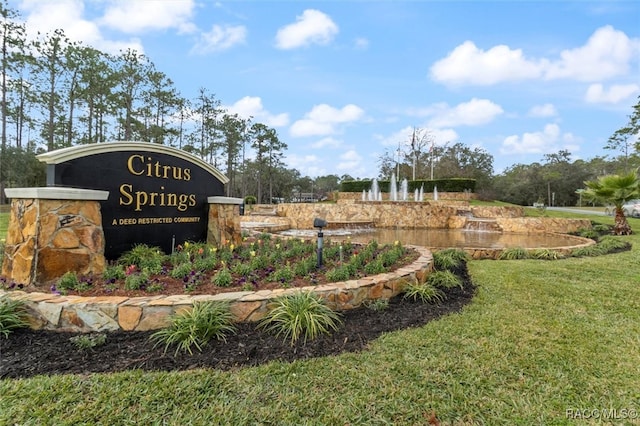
[546,207,607,216]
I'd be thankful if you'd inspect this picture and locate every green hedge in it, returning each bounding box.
[340,178,475,193]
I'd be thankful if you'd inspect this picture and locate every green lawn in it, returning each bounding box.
[1,211,639,424]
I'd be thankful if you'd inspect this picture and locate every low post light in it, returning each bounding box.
[313,217,328,268]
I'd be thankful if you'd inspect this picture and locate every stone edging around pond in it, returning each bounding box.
[0,245,433,334]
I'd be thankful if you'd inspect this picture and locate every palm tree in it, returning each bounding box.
[583,171,640,235]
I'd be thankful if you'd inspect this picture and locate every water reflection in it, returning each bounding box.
[279,228,583,249]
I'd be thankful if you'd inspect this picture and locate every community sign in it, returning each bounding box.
[37,142,227,260]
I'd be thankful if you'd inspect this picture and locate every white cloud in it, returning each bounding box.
[224,96,289,127]
[380,126,458,151]
[528,103,558,118]
[310,137,342,149]
[427,98,504,128]
[430,41,545,85]
[336,149,363,172]
[431,128,459,145]
[290,104,365,137]
[286,153,322,174]
[191,24,246,54]
[430,25,640,86]
[584,83,640,104]
[354,37,369,50]
[20,0,143,53]
[100,0,196,34]
[275,9,338,49]
[500,124,580,155]
[545,25,639,81]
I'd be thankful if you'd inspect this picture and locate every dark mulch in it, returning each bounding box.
[1,273,476,380]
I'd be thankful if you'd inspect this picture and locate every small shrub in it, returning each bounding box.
[218,248,233,263]
[379,249,401,267]
[269,250,284,263]
[119,244,165,273]
[150,301,236,355]
[211,268,233,287]
[193,255,218,272]
[259,291,342,345]
[364,298,389,311]
[57,271,80,291]
[231,262,253,277]
[591,223,612,234]
[364,258,386,275]
[0,296,29,338]
[294,256,316,277]
[146,282,166,293]
[169,250,190,266]
[103,264,126,281]
[325,265,352,282]
[70,333,107,350]
[578,229,599,240]
[428,270,463,289]
[124,271,150,291]
[498,247,529,260]
[269,265,294,284]
[250,255,270,270]
[170,262,194,280]
[348,252,366,269]
[403,282,444,303]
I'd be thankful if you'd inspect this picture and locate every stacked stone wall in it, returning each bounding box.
[0,245,433,332]
[272,202,576,233]
[2,198,106,286]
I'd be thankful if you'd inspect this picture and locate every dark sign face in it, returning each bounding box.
[39,143,226,260]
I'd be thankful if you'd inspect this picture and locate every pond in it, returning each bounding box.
[278,228,585,249]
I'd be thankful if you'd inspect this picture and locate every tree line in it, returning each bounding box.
[0,1,296,204]
[0,1,638,207]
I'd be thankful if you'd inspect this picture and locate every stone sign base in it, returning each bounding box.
[2,189,244,287]
[2,188,109,286]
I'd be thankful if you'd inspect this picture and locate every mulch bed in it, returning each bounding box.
[1,270,476,380]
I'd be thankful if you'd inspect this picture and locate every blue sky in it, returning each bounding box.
[11,0,640,179]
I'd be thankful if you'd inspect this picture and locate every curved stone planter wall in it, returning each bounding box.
[452,233,596,260]
[0,246,433,333]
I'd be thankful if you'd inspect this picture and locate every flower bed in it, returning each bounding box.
[0,235,433,332]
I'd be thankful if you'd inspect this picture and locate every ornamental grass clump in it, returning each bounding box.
[0,296,29,338]
[433,248,469,270]
[529,248,564,260]
[498,247,529,260]
[150,301,236,355]
[427,270,463,290]
[597,235,631,252]
[259,291,342,345]
[403,282,444,304]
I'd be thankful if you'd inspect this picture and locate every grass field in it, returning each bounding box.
[1,209,639,424]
